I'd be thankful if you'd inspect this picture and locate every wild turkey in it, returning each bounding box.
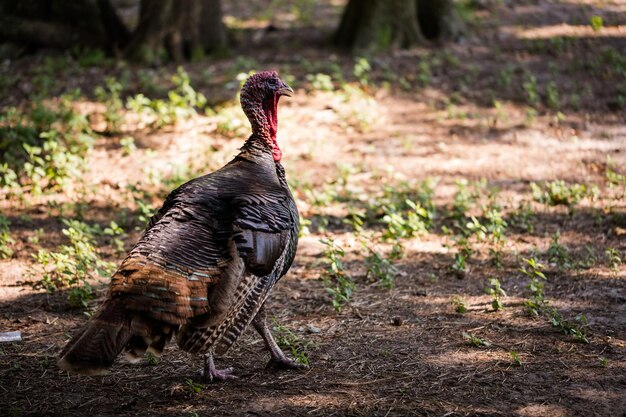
[58,71,306,381]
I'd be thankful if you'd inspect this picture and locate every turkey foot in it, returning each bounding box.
[253,305,310,371]
[202,352,237,382]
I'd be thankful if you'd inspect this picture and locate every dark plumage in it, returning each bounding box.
[58,71,306,380]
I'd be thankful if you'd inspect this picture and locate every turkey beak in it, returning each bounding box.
[278,83,294,97]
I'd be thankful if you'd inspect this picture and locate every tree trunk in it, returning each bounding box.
[334,0,464,50]
[125,0,227,64]
[334,0,423,50]
[417,0,465,42]
[0,0,226,63]
[0,0,129,51]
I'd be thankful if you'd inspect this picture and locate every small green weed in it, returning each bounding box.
[0,214,15,259]
[320,238,355,312]
[523,74,539,107]
[185,378,204,395]
[546,232,572,270]
[590,15,603,32]
[364,244,398,289]
[605,247,622,271]
[306,73,334,92]
[452,296,468,314]
[510,351,522,366]
[463,332,491,348]
[530,180,597,207]
[273,319,311,366]
[485,278,506,311]
[353,57,372,87]
[31,220,113,307]
[120,136,137,156]
[509,201,536,233]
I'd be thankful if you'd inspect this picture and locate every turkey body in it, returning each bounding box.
[58,72,304,378]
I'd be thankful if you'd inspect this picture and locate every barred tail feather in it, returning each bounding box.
[57,299,131,376]
[58,298,176,375]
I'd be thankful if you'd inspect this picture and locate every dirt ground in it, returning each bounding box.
[1,0,625,416]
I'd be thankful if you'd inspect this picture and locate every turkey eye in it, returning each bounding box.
[268,79,277,87]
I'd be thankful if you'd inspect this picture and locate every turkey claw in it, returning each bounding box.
[202,366,237,382]
[266,357,309,371]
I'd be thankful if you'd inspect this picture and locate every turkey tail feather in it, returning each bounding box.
[57,298,131,376]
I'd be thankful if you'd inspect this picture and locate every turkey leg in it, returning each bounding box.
[253,304,309,370]
[202,352,237,382]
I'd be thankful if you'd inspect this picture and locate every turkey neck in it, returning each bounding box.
[241,94,282,162]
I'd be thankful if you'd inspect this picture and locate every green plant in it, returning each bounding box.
[520,258,589,343]
[146,352,159,366]
[214,104,248,138]
[605,247,622,271]
[520,257,548,317]
[31,220,112,307]
[497,65,514,88]
[530,180,597,207]
[590,15,603,32]
[546,232,571,270]
[452,296,468,314]
[381,199,431,240]
[306,73,334,92]
[485,278,506,311]
[510,351,522,366]
[0,97,94,195]
[451,179,477,218]
[120,136,137,156]
[272,319,311,366]
[364,245,398,288]
[418,59,431,86]
[523,74,539,107]
[0,214,15,259]
[94,77,124,132]
[509,201,536,233]
[353,57,372,87]
[463,332,491,348]
[343,208,365,234]
[320,238,355,311]
[104,220,126,255]
[606,161,626,198]
[185,378,204,395]
[126,67,206,128]
[546,81,560,110]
